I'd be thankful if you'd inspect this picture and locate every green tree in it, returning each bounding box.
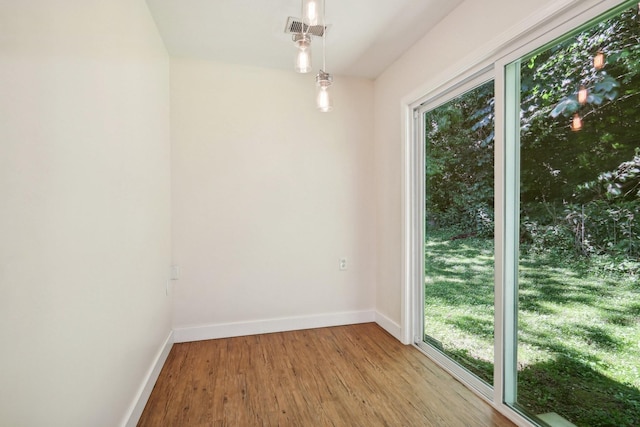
[425,81,494,236]
[521,7,640,205]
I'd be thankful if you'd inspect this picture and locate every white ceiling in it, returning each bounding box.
[145,0,464,79]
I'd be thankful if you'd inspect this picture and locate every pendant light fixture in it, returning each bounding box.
[294,33,312,73]
[315,0,333,112]
[286,0,334,111]
[293,0,312,74]
[316,70,333,112]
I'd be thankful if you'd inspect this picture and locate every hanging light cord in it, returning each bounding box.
[322,0,326,71]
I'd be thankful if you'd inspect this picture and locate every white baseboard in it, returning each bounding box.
[374,311,403,343]
[122,330,174,427]
[173,310,376,343]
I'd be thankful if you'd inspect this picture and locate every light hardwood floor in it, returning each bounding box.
[138,323,515,426]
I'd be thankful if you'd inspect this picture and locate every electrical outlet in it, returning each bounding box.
[170,265,180,280]
[339,257,347,271]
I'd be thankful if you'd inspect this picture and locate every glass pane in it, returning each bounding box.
[517,3,640,425]
[424,80,495,386]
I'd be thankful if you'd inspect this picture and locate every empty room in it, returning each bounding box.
[2,0,638,426]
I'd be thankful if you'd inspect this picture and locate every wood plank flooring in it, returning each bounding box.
[138,323,515,427]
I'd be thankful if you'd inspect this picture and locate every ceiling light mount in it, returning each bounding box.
[284,17,326,37]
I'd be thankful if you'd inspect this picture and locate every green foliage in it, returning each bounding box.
[550,75,620,118]
[521,218,574,255]
[517,5,640,262]
[521,6,640,206]
[425,81,495,236]
[565,200,639,261]
[518,151,640,262]
[427,6,640,258]
[577,149,640,201]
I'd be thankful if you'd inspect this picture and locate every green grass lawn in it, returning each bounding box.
[424,229,640,427]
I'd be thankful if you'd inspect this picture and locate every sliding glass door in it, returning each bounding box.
[418,78,496,393]
[411,2,639,426]
[507,3,640,425]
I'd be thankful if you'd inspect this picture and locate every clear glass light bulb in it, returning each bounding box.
[316,85,332,112]
[295,48,311,73]
[294,34,312,73]
[304,0,319,26]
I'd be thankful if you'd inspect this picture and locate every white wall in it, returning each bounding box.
[0,1,171,426]
[171,59,376,335]
[373,0,559,326]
